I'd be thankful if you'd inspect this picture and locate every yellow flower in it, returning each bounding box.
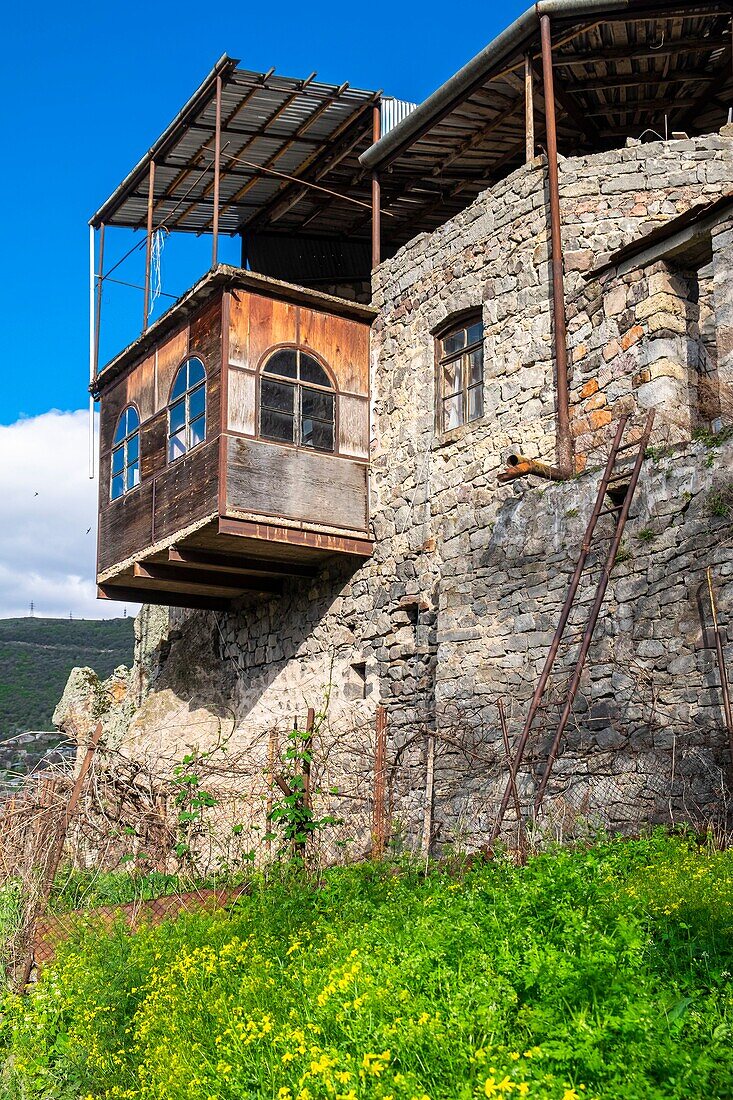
[562,1091,579,1100]
[277,1090,292,1100]
[517,1085,530,1098]
[485,1079,499,1097]
[498,1077,514,1093]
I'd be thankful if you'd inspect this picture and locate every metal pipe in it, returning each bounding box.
[498,698,527,856]
[532,410,656,815]
[540,13,573,476]
[707,567,733,768]
[142,161,156,331]
[525,53,535,162]
[88,226,96,480]
[489,414,629,842]
[372,103,381,270]
[498,452,563,482]
[212,74,223,268]
[93,223,105,380]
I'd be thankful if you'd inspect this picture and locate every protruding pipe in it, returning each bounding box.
[142,161,156,331]
[212,73,223,268]
[498,453,564,483]
[540,14,573,476]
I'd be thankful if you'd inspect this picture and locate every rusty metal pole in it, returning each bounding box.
[142,161,156,331]
[372,704,387,856]
[707,567,733,767]
[371,103,381,270]
[497,698,526,856]
[212,74,223,268]
[93,223,105,379]
[540,15,572,477]
[524,53,535,163]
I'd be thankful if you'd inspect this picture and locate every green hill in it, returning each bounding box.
[0,617,134,736]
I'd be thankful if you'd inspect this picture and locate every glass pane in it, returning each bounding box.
[442,394,463,432]
[466,320,483,347]
[171,365,188,400]
[443,359,462,396]
[126,433,139,464]
[169,431,186,462]
[111,446,124,475]
[169,399,185,433]
[301,388,334,422]
[468,383,483,422]
[188,384,205,421]
[467,347,483,385]
[263,349,298,379]
[113,416,126,445]
[261,408,294,443]
[126,406,140,432]
[189,415,205,449]
[187,357,205,387]
[303,419,334,452]
[126,462,139,490]
[111,473,124,500]
[299,353,331,387]
[441,328,465,357]
[261,379,294,413]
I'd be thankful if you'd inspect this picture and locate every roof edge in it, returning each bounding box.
[359,0,631,172]
[90,54,239,228]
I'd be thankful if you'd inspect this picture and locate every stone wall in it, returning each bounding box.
[70,131,733,855]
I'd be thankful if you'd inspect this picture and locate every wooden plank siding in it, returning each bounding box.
[225,436,368,534]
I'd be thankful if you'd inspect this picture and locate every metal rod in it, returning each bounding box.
[524,53,535,162]
[372,704,387,857]
[93,223,105,380]
[533,411,656,815]
[88,226,95,480]
[212,74,223,268]
[142,161,156,331]
[490,414,630,843]
[372,103,381,270]
[498,698,527,856]
[707,567,733,767]
[540,14,572,477]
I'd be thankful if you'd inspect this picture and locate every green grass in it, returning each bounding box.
[1,833,731,1100]
[0,617,133,735]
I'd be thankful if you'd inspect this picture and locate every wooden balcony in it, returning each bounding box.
[94,267,374,609]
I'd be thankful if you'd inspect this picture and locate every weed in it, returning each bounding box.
[635,527,655,543]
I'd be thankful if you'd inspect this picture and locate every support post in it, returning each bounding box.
[372,704,387,857]
[540,15,572,476]
[93,223,105,380]
[371,103,381,270]
[88,226,96,480]
[212,74,223,269]
[524,53,535,163]
[142,161,156,331]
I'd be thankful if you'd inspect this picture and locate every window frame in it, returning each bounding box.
[434,311,485,437]
[167,355,207,465]
[257,345,338,455]
[110,403,141,501]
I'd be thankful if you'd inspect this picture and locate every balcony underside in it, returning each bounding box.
[98,515,373,611]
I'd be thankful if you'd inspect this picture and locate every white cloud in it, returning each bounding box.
[0,410,138,619]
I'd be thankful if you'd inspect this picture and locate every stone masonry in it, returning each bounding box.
[62,131,733,854]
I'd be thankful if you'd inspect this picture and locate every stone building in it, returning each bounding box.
[70,3,733,854]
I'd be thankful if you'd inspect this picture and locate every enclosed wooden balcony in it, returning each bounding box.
[94,268,374,609]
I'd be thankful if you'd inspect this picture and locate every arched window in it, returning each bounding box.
[437,313,484,433]
[168,357,206,462]
[110,405,140,500]
[259,348,335,453]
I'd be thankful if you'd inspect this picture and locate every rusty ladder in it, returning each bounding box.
[490,410,656,842]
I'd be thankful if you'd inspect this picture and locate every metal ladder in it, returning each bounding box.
[490,409,656,841]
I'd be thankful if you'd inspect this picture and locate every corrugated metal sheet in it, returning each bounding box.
[381,97,418,136]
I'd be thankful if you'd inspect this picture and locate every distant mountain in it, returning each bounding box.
[0,617,134,737]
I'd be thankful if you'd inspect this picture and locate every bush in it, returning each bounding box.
[1,833,732,1099]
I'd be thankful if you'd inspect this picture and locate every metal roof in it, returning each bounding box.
[91,56,381,241]
[360,0,733,244]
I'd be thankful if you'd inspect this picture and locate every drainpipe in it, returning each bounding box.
[539,11,573,476]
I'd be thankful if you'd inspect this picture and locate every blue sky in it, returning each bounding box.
[3,0,526,424]
[0,0,526,617]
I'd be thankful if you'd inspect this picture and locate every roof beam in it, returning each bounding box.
[133,562,283,595]
[98,583,232,611]
[554,34,731,67]
[167,547,317,578]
